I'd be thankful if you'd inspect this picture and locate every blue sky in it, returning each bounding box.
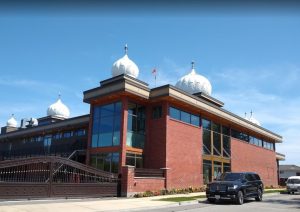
[0,2,300,165]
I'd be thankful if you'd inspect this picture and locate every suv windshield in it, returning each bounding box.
[219,173,244,181]
[287,179,300,184]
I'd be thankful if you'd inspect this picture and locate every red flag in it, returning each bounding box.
[152,68,157,75]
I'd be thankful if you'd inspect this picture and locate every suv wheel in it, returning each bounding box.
[236,190,244,205]
[255,189,263,201]
[207,198,215,203]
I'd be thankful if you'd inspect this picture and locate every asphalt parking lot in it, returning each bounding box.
[140,193,300,212]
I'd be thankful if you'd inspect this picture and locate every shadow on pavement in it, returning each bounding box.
[261,193,300,209]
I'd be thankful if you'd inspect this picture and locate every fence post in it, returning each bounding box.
[48,160,54,197]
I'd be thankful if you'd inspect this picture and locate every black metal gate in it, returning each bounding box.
[0,156,119,199]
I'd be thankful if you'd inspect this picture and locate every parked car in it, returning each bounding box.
[206,172,264,205]
[286,176,300,194]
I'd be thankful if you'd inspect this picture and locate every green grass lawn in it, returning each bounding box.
[264,189,286,194]
[157,195,206,202]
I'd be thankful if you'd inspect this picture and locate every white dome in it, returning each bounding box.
[111,45,139,78]
[47,96,70,119]
[7,114,17,127]
[248,116,261,126]
[245,111,261,126]
[175,62,212,95]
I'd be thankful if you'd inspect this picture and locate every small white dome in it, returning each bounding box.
[175,62,212,95]
[47,96,70,119]
[7,114,17,127]
[111,44,139,78]
[248,116,261,126]
[245,111,261,126]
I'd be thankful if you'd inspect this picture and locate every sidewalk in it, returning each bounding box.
[0,192,206,212]
[0,191,282,212]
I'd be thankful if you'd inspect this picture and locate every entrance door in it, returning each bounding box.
[213,161,222,180]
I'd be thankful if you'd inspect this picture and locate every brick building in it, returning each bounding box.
[0,47,285,196]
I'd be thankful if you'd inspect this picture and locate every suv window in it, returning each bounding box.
[220,173,244,181]
[253,174,261,181]
[287,179,300,184]
[245,174,255,181]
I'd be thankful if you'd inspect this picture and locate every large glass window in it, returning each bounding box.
[91,102,121,148]
[231,129,249,142]
[263,141,274,151]
[203,160,212,184]
[90,152,119,173]
[43,135,52,154]
[212,123,221,156]
[169,106,200,127]
[127,102,146,149]
[203,129,211,155]
[126,152,143,168]
[202,119,229,157]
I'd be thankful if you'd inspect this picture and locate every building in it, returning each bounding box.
[0,46,285,197]
[279,165,300,185]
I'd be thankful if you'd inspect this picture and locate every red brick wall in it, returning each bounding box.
[121,166,165,196]
[144,102,168,169]
[144,118,167,169]
[130,178,165,193]
[231,138,278,186]
[166,118,202,189]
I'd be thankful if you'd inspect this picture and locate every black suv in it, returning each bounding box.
[206,172,264,205]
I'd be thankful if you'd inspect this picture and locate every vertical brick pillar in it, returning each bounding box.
[119,97,128,173]
[161,167,170,190]
[121,165,135,197]
[85,105,94,165]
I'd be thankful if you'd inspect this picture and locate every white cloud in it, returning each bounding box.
[211,64,300,166]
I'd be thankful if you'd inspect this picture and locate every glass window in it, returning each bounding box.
[63,131,72,138]
[127,102,146,149]
[214,161,222,179]
[100,103,115,117]
[223,163,231,173]
[170,107,199,126]
[203,160,212,184]
[222,126,230,136]
[213,132,221,156]
[223,135,231,157]
[203,129,211,155]
[191,115,200,126]
[90,152,120,173]
[170,107,180,120]
[91,102,122,147]
[212,122,220,133]
[75,129,85,136]
[202,119,211,130]
[126,152,143,168]
[181,111,190,123]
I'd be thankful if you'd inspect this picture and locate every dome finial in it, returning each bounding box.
[124,44,128,55]
[191,61,195,69]
[58,92,61,100]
